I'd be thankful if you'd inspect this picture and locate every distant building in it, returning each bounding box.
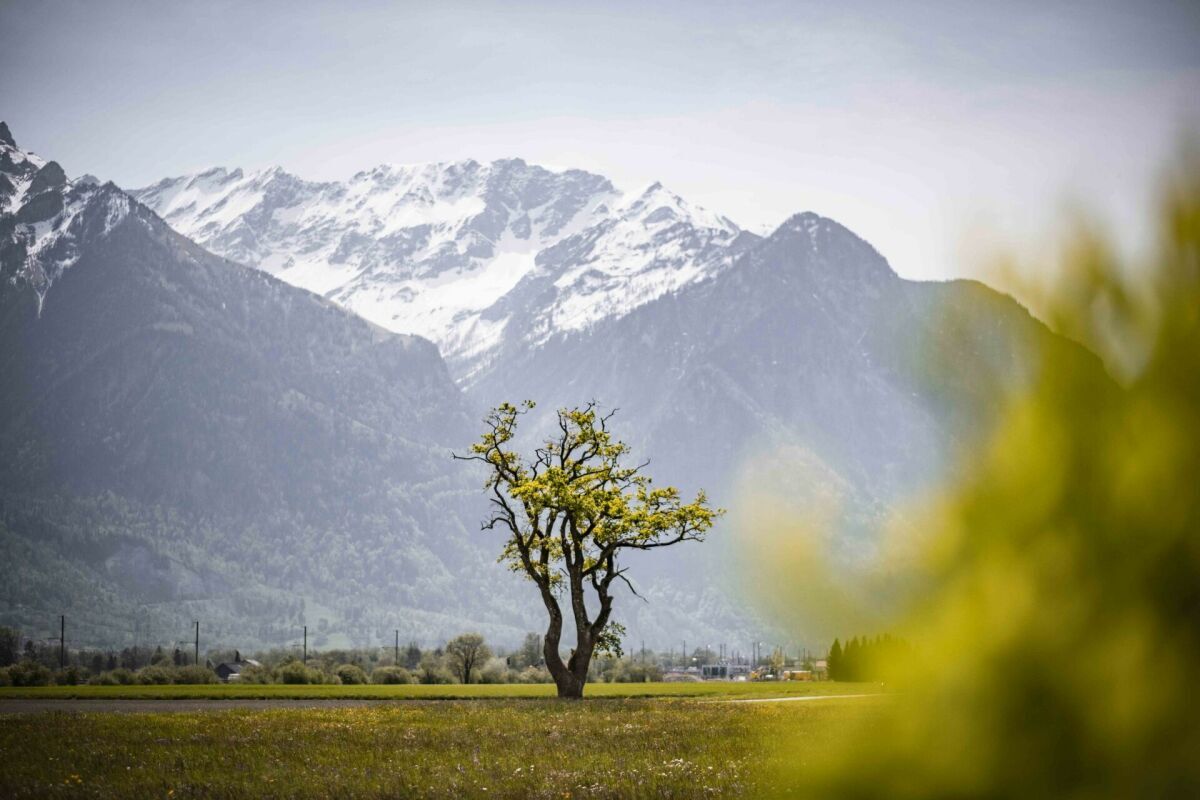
[214,654,262,682]
[700,663,752,681]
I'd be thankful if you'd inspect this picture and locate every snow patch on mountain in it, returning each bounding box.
[540,182,741,336]
[1,127,131,316]
[132,159,744,380]
[0,143,47,216]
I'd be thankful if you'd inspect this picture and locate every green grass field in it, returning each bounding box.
[0,680,882,701]
[0,695,884,798]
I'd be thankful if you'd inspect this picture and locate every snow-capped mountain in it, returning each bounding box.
[0,122,131,317]
[1,119,1109,651]
[0,121,537,650]
[131,159,745,381]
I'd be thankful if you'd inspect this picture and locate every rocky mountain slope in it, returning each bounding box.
[0,123,539,649]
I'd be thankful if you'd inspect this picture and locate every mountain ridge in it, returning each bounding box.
[129,157,749,383]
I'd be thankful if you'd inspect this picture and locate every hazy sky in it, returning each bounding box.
[2,0,1198,283]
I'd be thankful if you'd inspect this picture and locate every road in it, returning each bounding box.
[718,693,880,704]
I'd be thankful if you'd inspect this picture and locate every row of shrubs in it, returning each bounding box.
[264,660,555,685]
[2,655,661,688]
[0,661,219,687]
[0,659,558,686]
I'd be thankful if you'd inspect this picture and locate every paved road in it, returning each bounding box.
[718,693,881,704]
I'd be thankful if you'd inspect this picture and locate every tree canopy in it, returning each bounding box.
[444,633,491,685]
[457,401,721,698]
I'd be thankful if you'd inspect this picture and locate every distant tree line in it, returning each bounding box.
[0,626,671,687]
[827,634,910,681]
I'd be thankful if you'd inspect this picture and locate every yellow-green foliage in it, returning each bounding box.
[466,402,721,588]
[766,159,1200,796]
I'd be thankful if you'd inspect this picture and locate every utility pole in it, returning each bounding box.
[193,620,199,666]
[59,615,65,670]
[303,625,308,664]
[394,629,399,666]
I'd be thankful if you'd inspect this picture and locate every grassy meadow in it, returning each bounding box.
[0,694,884,798]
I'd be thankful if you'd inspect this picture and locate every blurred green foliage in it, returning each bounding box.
[771,157,1200,797]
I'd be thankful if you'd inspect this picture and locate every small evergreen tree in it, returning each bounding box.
[517,632,543,668]
[0,627,19,667]
[828,639,844,681]
[403,642,422,670]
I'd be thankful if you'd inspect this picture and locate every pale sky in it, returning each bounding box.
[2,0,1198,284]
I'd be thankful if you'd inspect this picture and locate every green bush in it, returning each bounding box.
[109,668,135,685]
[613,662,663,683]
[418,653,455,684]
[370,666,413,684]
[173,665,217,684]
[335,664,368,685]
[277,661,311,684]
[0,667,12,687]
[87,671,119,685]
[237,665,273,684]
[7,661,52,687]
[515,666,553,684]
[276,660,332,684]
[53,666,85,686]
[418,666,455,684]
[136,665,173,685]
[479,658,509,684]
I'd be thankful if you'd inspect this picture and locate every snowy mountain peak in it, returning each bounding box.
[619,181,737,234]
[1,125,133,316]
[132,157,750,381]
[0,121,14,148]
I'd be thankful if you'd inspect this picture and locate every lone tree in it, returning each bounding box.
[456,401,721,698]
[445,633,491,684]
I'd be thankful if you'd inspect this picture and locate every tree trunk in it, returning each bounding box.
[551,667,585,699]
[542,604,585,698]
[544,624,593,699]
